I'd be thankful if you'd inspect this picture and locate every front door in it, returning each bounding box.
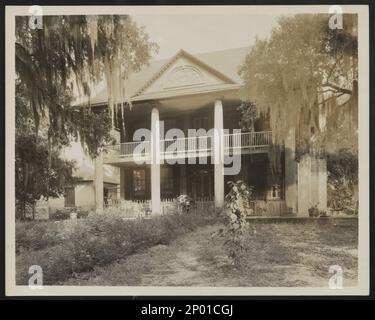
[189,167,214,200]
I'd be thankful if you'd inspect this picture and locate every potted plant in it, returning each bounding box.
[177,194,194,214]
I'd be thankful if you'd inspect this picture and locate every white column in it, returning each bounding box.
[298,154,312,216]
[214,100,224,208]
[297,154,327,216]
[284,128,298,214]
[310,157,320,208]
[94,151,103,214]
[151,107,161,214]
[317,157,327,213]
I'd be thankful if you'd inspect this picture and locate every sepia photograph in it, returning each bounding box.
[4,4,370,296]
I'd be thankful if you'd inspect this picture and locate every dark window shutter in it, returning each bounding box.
[124,169,133,200]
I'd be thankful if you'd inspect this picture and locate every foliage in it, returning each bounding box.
[15,15,158,156]
[237,100,258,132]
[15,134,76,220]
[15,83,76,220]
[327,149,358,214]
[16,212,213,284]
[223,180,252,266]
[239,14,358,161]
[49,207,90,221]
[177,194,194,213]
[16,221,62,253]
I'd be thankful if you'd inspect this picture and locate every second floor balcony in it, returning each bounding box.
[104,131,272,165]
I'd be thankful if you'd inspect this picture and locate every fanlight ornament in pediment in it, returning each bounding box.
[163,65,204,89]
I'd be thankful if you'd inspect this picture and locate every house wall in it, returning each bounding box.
[47,182,96,213]
[75,182,96,210]
[48,196,65,212]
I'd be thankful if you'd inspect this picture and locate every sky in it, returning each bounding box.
[132,14,280,60]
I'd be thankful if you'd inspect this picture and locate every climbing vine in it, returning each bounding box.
[223,180,253,267]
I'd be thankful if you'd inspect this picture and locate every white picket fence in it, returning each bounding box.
[104,199,151,219]
[105,198,286,218]
[105,198,217,218]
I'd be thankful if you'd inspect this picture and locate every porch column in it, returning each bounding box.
[94,151,104,214]
[298,154,328,216]
[214,99,224,208]
[310,157,320,210]
[298,154,312,216]
[284,128,298,214]
[151,107,161,214]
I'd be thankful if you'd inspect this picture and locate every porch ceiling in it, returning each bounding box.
[129,88,243,114]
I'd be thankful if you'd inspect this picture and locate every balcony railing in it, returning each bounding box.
[104,131,272,162]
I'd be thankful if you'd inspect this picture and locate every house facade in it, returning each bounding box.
[47,144,120,214]
[89,48,327,216]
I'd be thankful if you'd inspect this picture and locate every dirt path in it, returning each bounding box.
[140,227,216,286]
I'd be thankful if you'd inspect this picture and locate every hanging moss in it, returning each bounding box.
[239,14,358,169]
[16,15,158,157]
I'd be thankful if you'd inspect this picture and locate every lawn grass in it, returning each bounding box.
[62,218,358,287]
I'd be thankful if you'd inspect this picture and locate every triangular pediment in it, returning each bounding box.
[135,49,237,97]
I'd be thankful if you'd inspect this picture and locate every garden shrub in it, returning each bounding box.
[16,221,62,253]
[76,207,90,219]
[49,209,71,221]
[16,212,214,285]
[49,207,90,221]
[327,149,358,214]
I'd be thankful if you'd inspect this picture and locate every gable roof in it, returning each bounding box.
[87,47,249,106]
[135,49,238,96]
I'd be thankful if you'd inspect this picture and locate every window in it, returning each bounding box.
[133,169,146,196]
[161,167,174,194]
[64,187,75,207]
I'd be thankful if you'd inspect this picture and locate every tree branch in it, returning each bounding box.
[322,82,352,95]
